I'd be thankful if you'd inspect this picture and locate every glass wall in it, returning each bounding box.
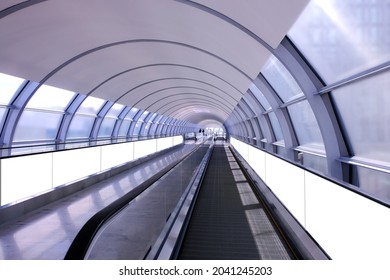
[288,0,390,201]
[98,103,125,138]
[67,96,105,140]
[13,85,75,143]
[0,73,25,132]
[289,0,390,84]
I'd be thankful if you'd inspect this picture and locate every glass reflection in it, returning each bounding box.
[331,71,390,162]
[262,56,304,103]
[0,72,24,105]
[289,0,390,83]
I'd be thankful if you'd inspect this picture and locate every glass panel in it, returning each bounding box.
[98,118,116,137]
[76,96,105,115]
[149,123,157,136]
[13,111,62,141]
[287,100,324,147]
[147,113,158,124]
[331,71,390,162]
[118,119,131,137]
[302,153,328,175]
[67,115,95,139]
[249,83,271,110]
[262,56,304,103]
[26,85,75,111]
[0,72,24,105]
[125,107,139,120]
[0,107,6,128]
[132,121,143,135]
[354,165,390,203]
[105,103,125,118]
[141,122,150,136]
[268,112,283,141]
[136,111,149,122]
[289,0,390,83]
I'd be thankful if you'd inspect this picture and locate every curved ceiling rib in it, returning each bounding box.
[169,106,227,123]
[160,100,229,118]
[133,86,237,109]
[114,77,238,104]
[87,63,243,97]
[0,0,46,19]
[41,39,252,89]
[158,99,230,116]
[143,91,236,111]
[147,95,233,115]
[0,0,310,130]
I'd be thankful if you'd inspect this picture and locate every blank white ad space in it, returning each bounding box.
[52,147,101,187]
[265,154,305,225]
[134,139,157,159]
[156,137,171,152]
[1,153,53,205]
[101,142,134,171]
[305,172,390,260]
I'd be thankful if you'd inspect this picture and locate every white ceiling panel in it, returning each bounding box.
[0,0,309,125]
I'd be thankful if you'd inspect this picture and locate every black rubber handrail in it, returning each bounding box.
[64,141,208,260]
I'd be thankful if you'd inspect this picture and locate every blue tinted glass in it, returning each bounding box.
[98,118,116,137]
[262,56,304,103]
[268,112,283,141]
[289,0,390,83]
[14,111,62,141]
[67,115,95,139]
[0,72,24,105]
[26,85,75,111]
[105,103,125,117]
[77,96,105,115]
[249,83,271,110]
[118,120,131,137]
[287,100,324,147]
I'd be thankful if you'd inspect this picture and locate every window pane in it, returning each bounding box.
[105,103,125,118]
[249,83,271,110]
[136,111,149,122]
[0,107,6,129]
[287,100,324,148]
[331,71,390,163]
[13,111,62,141]
[141,122,150,136]
[132,121,143,135]
[149,123,158,135]
[354,165,390,203]
[98,118,116,137]
[118,119,131,137]
[289,0,390,83]
[302,153,328,175]
[262,56,304,103]
[77,96,105,115]
[0,72,24,104]
[268,112,283,141]
[67,115,95,139]
[125,107,139,120]
[26,85,75,111]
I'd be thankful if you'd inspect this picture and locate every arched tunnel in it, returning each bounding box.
[0,0,389,266]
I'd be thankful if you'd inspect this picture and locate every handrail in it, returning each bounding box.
[0,134,183,159]
[145,143,214,260]
[230,136,390,208]
[64,138,206,260]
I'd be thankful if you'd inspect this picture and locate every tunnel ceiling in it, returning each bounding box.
[0,0,309,125]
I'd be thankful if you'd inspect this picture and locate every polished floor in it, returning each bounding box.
[0,141,202,260]
[86,145,210,259]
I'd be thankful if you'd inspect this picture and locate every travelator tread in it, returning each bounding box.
[177,145,292,260]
